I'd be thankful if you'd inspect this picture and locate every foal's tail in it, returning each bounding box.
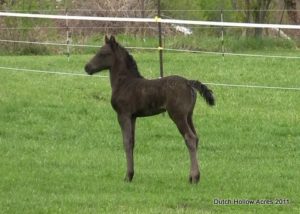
[189,80,215,106]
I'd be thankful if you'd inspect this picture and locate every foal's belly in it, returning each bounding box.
[133,108,166,117]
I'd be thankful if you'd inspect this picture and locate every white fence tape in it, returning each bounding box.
[0,66,299,91]
[1,12,300,29]
[1,9,300,12]
[1,39,299,60]
[0,66,108,78]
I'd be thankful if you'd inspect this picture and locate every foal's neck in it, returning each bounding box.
[109,60,139,91]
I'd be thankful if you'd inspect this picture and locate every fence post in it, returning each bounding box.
[220,1,225,60]
[140,0,146,40]
[278,3,286,37]
[65,8,71,62]
[157,0,164,78]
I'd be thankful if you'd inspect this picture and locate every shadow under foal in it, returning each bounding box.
[85,35,215,183]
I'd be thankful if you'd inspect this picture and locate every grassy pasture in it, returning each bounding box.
[0,52,299,213]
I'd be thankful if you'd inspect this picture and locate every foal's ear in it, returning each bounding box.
[104,35,109,44]
[110,35,116,43]
[109,35,118,50]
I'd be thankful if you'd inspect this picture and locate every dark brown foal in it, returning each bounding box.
[85,35,215,183]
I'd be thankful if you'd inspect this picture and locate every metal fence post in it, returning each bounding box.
[221,1,225,60]
[157,0,164,78]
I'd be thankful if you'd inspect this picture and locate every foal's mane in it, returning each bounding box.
[116,44,144,78]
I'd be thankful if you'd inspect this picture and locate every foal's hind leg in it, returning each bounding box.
[187,112,199,148]
[168,112,200,184]
[187,91,199,147]
[118,114,136,182]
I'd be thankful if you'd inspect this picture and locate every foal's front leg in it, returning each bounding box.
[117,114,135,182]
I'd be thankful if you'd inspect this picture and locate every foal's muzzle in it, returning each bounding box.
[85,64,94,75]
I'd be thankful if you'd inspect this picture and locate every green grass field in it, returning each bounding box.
[0,52,299,213]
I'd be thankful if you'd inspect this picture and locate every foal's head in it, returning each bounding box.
[85,35,117,75]
[85,35,143,78]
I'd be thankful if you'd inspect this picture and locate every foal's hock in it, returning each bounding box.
[85,35,215,183]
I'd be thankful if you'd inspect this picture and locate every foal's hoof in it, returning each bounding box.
[124,172,134,182]
[189,173,200,184]
[124,177,133,182]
